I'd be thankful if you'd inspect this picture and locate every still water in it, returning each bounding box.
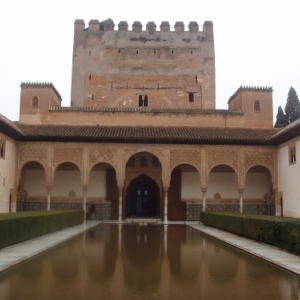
[0,224,299,300]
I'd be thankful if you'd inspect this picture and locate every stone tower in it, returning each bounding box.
[71,19,215,109]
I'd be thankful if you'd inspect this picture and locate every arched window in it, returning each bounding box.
[127,156,135,167]
[152,157,160,167]
[0,138,5,158]
[32,96,39,108]
[254,100,261,112]
[140,156,147,167]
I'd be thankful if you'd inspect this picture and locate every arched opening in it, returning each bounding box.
[125,152,162,219]
[88,163,118,220]
[52,162,82,210]
[207,165,239,212]
[19,161,47,211]
[169,164,200,221]
[126,174,160,218]
[244,165,274,215]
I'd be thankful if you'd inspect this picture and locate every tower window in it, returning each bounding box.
[289,145,296,164]
[91,94,94,100]
[89,74,92,80]
[0,138,5,159]
[138,95,148,107]
[254,100,261,112]
[32,96,39,108]
[189,93,194,102]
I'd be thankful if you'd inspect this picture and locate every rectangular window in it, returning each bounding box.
[0,138,5,159]
[189,92,194,102]
[289,145,296,164]
[138,95,148,107]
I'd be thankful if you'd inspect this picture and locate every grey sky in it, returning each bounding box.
[1,0,299,122]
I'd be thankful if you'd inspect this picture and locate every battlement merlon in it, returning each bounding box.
[74,19,213,39]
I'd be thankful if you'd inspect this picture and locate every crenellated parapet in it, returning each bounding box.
[74,19,213,36]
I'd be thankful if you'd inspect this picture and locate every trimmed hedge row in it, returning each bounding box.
[0,210,84,249]
[200,212,300,254]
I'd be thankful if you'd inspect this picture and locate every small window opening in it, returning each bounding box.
[254,100,261,112]
[136,50,139,54]
[127,156,135,167]
[190,50,193,54]
[91,94,94,100]
[32,96,39,108]
[89,51,91,56]
[171,50,174,54]
[189,92,194,102]
[152,157,160,168]
[154,50,156,54]
[138,95,148,107]
[0,139,5,159]
[195,76,197,83]
[140,156,147,167]
[89,74,92,80]
[290,146,296,164]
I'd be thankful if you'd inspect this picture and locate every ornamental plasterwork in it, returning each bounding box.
[88,148,118,169]
[245,151,275,173]
[123,147,164,165]
[53,148,83,169]
[19,146,48,171]
[170,149,201,171]
[206,149,239,172]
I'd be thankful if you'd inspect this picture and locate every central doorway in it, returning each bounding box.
[126,174,160,218]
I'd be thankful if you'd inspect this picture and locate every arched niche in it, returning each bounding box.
[169,164,200,220]
[20,161,47,210]
[244,165,273,215]
[88,162,118,220]
[52,162,82,204]
[207,165,239,210]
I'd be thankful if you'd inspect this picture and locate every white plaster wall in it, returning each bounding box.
[278,139,300,217]
[52,170,82,197]
[181,172,201,199]
[0,136,16,212]
[207,173,239,198]
[244,173,268,199]
[87,170,106,198]
[24,170,46,196]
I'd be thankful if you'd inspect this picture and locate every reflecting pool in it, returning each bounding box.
[0,225,299,300]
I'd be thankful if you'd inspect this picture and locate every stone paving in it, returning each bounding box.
[190,224,300,276]
[1,221,300,276]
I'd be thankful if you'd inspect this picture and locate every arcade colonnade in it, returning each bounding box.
[15,142,277,221]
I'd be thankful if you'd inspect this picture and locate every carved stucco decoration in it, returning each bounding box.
[88,148,118,169]
[123,147,164,166]
[206,149,239,173]
[53,148,83,170]
[170,149,201,172]
[19,146,48,172]
[245,151,275,175]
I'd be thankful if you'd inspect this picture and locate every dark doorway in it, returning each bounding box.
[126,174,160,218]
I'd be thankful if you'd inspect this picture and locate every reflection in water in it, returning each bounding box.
[0,224,299,300]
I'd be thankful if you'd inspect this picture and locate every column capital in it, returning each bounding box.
[238,188,244,194]
[46,185,52,194]
[163,186,169,193]
[201,187,207,193]
[118,186,124,192]
[82,185,88,195]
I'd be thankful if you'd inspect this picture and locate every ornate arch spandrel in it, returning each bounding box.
[205,149,239,185]
[170,149,202,175]
[52,148,84,180]
[18,146,49,185]
[244,150,275,183]
[123,147,164,167]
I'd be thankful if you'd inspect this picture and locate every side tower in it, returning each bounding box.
[71,19,215,109]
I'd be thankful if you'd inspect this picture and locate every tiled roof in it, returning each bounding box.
[0,114,23,139]
[17,124,279,145]
[50,106,243,115]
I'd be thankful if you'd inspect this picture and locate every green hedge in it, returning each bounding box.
[0,210,84,249]
[200,212,300,254]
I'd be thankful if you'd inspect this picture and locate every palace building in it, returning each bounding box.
[0,19,299,221]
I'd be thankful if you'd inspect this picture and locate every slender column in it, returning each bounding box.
[118,187,123,223]
[82,186,88,220]
[238,188,244,213]
[201,188,207,212]
[46,186,52,211]
[163,187,169,224]
[11,188,17,213]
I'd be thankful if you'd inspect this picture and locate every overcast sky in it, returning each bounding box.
[1,0,299,122]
